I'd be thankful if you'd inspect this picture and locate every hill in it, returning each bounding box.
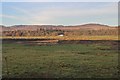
[0,23,118,31]
[0,23,119,37]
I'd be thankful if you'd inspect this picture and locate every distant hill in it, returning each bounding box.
[1,23,118,37]
[75,24,117,30]
[0,23,118,31]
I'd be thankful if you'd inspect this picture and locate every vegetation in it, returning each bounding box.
[1,27,119,40]
[2,28,118,37]
[1,24,119,78]
[2,42,118,78]
[1,35,118,40]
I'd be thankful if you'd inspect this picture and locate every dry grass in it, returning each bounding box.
[1,35,119,40]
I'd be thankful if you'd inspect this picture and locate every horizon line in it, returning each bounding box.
[0,23,118,27]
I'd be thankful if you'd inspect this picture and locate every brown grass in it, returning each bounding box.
[1,35,118,40]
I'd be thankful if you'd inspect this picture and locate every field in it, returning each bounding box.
[2,40,119,78]
[1,35,119,40]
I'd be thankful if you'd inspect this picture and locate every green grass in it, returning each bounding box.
[2,43,118,78]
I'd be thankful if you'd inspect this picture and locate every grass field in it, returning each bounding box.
[1,35,119,40]
[2,41,118,78]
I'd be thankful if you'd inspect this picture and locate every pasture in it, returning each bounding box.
[2,40,119,78]
[1,35,119,40]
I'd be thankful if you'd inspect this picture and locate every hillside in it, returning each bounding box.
[0,23,118,31]
[0,23,119,38]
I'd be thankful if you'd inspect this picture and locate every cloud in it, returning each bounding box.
[1,14,18,19]
[25,3,117,24]
[1,2,118,25]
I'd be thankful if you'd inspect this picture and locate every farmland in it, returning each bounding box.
[1,35,119,40]
[1,24,119,78]
[1,1,119,79]
[2,39,119,78]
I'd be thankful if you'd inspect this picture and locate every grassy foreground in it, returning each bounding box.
[2,42,118,78]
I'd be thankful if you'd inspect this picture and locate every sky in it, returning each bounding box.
[0,2,118,26]
[1,0,119,2]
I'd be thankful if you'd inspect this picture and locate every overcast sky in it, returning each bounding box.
[1,0,119,2]
[0,2,118,26]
